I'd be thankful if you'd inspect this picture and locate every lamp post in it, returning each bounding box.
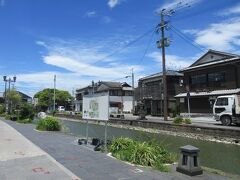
[3,75,17,114]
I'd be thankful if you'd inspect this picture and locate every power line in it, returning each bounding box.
[76,26,157,75]
[170,24,206,52]
[137,29,156,65]
[170,1,228,24]
[91,27,156,66]
[110,76,130,82]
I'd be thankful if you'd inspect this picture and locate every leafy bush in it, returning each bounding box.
[110,137,136,162]
[19,103,35,120]
[184,118,192,124]
[36,117,61,131]
[173,117,184,124]
[131,142,156,167]
[109,137,175,172]
[17,118,32,124]
[0,105,5,114]
[4,114,11,120]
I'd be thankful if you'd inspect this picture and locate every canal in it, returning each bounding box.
[60,119,240,175]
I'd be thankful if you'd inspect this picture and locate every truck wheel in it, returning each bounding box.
[220,116,232,126]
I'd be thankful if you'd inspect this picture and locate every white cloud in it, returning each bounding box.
[43,55,142,78]
[183,29,199,35]
[17,37,144,95]
[157,0,201,13]
[101,16,112,24]
[85,11,96,18]
[108,0,122,8]
[218,3,240,16]
[148,51,193,70]
[188,18,240,51]
[14,71,91,97]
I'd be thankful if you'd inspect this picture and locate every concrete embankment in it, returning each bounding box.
[55,114,240,144]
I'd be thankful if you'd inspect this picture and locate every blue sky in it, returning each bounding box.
[0,0,240,96]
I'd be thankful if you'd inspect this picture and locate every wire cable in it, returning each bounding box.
[137,29,156,65]
[170,25,206,52]
[91,27,156,66]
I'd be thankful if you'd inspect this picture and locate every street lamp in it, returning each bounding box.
[3,76,17,114]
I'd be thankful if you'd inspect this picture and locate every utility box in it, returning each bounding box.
[176,145,203,176]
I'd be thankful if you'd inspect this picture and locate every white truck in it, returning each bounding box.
[213,94,240,126]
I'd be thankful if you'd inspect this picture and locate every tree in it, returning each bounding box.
[6,89,21,114]
[34,88,72,111]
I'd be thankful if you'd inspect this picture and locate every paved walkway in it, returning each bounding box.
[0,120,80,180]
[1,118,234,180]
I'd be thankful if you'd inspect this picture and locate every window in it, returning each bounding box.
[215,98,228,106]
[191,74,206,85]
[208,72,225,82]
[124,91,133,96]
[110,90,122,96]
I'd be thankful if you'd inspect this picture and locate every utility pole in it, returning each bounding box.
[3,76,7,113]
[160,9,168,121]
[131,68,135,113]
[3,76,16,114]
[53,75,56,112]
[92,80,94,94]
[72,88,75,112]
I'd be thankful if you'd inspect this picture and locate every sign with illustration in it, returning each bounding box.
[83,94,109,121]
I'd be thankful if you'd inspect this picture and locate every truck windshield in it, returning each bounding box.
[215,98,228,106]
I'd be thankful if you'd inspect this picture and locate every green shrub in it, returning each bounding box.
[17,118,32,124]
[0,105,5,114]
[36,117,61,131]
[109,137,175,172]
[131,142,157,167]
[173,117,184,124]
[4,114,11,120]
[110,137,136,161]
[19,103,35,120]
[184,118,192,124]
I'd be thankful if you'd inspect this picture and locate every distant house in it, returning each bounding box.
[0,91,32,105]
[138,70,183,116]
[75,81,134,113]
[175,49,240,114]
[75,83,96,112]
[97,81,133,113]
[17,91,32,104]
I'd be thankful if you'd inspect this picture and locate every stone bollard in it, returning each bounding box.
[176,145,203,176]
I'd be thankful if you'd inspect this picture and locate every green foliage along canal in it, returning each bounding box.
[60,119,240,175]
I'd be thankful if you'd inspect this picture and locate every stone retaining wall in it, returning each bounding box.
[55,114,240,138]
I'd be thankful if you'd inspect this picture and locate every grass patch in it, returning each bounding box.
[173,117,192,124]
[184,118,192,124]
[109,137,175,172]
[36,116,61,131]
[173,117,184,124]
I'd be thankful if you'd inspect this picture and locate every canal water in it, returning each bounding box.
[60,119,240,175]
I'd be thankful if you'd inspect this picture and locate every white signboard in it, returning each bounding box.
[83,94,109,121]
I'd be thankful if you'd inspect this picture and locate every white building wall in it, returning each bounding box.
[109,96,133,113]
[74,100,82,112]
[109,96,121,102]
[123,96,133,113]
